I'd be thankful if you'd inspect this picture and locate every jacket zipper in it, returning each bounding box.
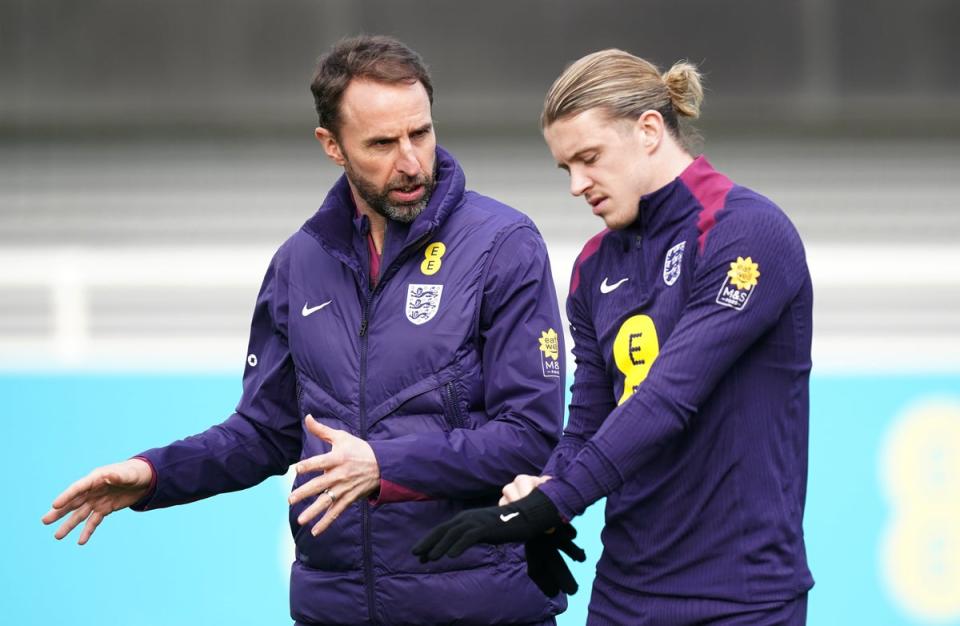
[358,232,431,624]
[358,287,377,624]
[295,375,304,413]
[635,204,646,298]
[442,381,465,430]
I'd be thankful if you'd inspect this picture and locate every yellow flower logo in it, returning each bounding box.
[727,256,760,290]
[538,328,559,361]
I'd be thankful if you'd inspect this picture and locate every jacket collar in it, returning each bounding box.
[617,155,715,240]
[302,145,466,272]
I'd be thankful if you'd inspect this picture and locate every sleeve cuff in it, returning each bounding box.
[538,443,623,520]
[128,455,158,512]
[367,439,436,505]
[537,478,580,523]
[368,478,432,505]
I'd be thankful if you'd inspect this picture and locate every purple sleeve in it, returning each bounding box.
[132,246,302,511]
[369,226,564,501]
[541,267,615,477]
[539,207,807,520]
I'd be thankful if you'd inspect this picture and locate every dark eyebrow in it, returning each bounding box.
[364,123,433,147]
[364,134,398,147]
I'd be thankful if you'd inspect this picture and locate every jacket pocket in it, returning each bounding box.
[441,380,466,430]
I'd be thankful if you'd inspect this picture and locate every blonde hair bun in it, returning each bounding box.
[662,61,703,119]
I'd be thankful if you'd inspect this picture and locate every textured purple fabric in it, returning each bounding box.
[539,156,814,607]
[588,577,807,625]
[133,147,567,624]
[569,228,609,296]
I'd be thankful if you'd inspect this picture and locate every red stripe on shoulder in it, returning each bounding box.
[570,228,610,295]
[679,156,734,254]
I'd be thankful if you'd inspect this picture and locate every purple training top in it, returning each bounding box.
[540,156,815,605]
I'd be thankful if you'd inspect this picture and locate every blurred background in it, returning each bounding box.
[3,0,959,624]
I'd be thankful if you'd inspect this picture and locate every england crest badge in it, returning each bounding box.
[406,284,443,325]
[663,241,686,286]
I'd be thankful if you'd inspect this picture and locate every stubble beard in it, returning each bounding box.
[345,160,436,224]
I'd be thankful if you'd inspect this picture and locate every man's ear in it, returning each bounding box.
[315,127,346,166]
[634,110,665,154]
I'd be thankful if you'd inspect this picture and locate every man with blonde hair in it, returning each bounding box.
[416,49,814,625]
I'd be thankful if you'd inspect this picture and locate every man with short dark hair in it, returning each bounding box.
[43,35,567,625]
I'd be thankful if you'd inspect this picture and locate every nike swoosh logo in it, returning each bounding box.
[301,300,333,317]
[499,512,520,523]
[600,277,629,294]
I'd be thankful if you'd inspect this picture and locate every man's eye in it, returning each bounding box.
[583,154,598,165]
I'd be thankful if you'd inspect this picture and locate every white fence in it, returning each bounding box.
[2,243,959,373]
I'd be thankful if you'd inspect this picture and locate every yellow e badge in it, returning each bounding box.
[421,242,446,275]
[613,315,660,405]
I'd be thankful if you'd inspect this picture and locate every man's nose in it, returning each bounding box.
[396,139,422,177]
[570,170,591,197]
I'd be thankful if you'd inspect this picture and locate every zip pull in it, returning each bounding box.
[359,318,368,337]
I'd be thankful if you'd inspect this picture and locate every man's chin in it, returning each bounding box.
[378,201,427,224]
[600,208,637,231]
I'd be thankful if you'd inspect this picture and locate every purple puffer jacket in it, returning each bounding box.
[133,147,567,625]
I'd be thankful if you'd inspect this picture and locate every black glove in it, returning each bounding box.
[525,523,586,597]
[412,489,562,562]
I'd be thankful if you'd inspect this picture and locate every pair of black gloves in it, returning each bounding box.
[412,489,586,597]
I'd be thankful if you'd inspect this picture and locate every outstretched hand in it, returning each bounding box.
[41,458,153,545]
[288,415,380,536]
